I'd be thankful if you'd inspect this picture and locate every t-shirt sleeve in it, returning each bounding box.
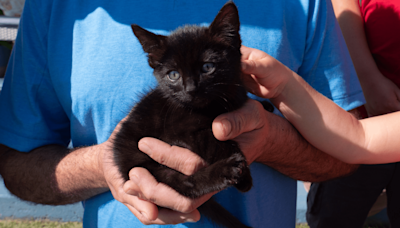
[298,0,366,111]
[0,0,70,152]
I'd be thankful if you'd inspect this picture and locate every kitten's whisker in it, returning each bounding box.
[164,100,184,135]
[209,90,231,111]
[164,99,178,131]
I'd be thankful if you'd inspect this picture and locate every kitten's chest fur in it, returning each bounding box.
[122,88,242,164]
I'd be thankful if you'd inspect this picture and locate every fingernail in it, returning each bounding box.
[141,211,150,221]
[138,140,152,155]
[130,174,139,184]
[181,216,198,223]
[220,119,232,137]
[185,218,197,223]
[241,62,247,71]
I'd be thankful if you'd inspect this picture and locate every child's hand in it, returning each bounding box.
[240,46,294,99]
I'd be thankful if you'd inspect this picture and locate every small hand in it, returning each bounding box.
[240,46,293,99]
[212,46,296,164]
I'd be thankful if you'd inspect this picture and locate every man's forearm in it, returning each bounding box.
[0,144,108,205]
[256,111,359,182]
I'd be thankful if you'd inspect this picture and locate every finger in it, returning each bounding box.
[157,207,200,224]
[123,175,200,223]
[124,202,158,225]
[213,99,264,141]
[125,204,200,225]
[241,59,259,75]
[240,45,253,60]
[123,178,141,197]
[128,194,159,221]
[138,138,207,175]
[242,58,276,81]
[128,167,214,213]
[241,72,270,97]
[240,45,268,61]
[124,201,200,225]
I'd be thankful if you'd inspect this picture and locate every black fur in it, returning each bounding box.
[113,2,256,227]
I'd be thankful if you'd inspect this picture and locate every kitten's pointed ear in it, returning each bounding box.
[209,1,241,48]
[131,24,166,68]
[131,25,166,53]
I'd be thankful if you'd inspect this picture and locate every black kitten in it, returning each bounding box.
[113,2,259,228]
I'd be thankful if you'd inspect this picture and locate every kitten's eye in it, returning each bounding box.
[202,63,215,74]
[167,71,181,81]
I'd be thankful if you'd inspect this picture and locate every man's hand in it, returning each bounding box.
[212,99,271,164]
[100,119,211,225]
[211,45,359,181]
[113,100,272,224]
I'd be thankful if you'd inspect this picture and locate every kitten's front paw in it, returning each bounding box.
[219,153,252,189]
[234,167,253,192]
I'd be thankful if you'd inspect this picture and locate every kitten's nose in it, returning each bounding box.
[185,80,197,93]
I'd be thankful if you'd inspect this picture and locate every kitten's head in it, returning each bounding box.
[131,1,246,111]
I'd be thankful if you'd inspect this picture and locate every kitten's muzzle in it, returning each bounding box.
[184,78,197,93]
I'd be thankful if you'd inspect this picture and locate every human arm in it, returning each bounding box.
[331,0,400,116]
[211,99,359,181]
[0,0,205,224]
[241,46,400,164]
[0,118,207,225]
[0,144,108,204]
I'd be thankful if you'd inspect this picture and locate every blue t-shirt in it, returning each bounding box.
[0,0,365,227]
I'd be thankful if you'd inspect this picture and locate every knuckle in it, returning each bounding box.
[136,192,148,201]
[171,146,205,175]
[234,113,246,133]
[151,151,168,166]
[147,196,157,204]
[115,185,126,196]
[248,101,265,127]
[141,182,159,203]
[175,198,196,213]
[139,218,152,226]
[180,157,198,175]
[249,59,258,71]
[112,189,127,203]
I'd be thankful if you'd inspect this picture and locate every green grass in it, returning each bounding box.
[0,220,82,228]
[0,220,311,228]
[295,223,389,228]
[0,220,310,228]
[0,220,388,228]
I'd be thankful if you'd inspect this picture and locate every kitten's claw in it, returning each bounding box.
[218,153,252,191]
[235,171,253,192]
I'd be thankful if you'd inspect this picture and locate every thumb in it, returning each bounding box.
[241,57,273,77]
[241,59,256,75]
[212,117,235,141]
[212,100,264,141]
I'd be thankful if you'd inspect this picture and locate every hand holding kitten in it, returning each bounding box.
[99,118,208,225]
[240,45,293,100]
